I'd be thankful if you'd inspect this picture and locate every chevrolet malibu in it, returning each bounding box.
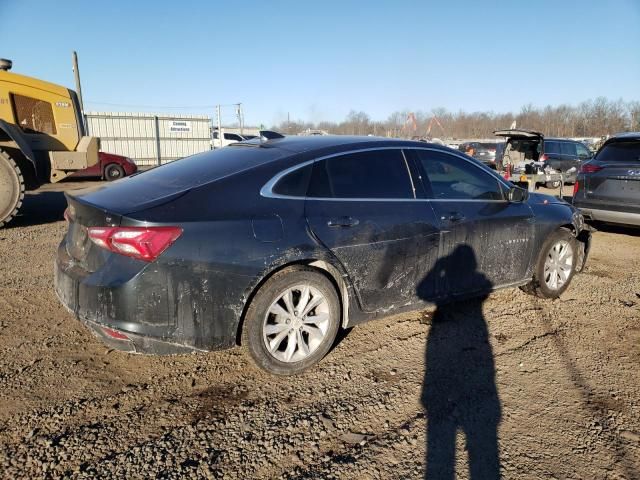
[55,134,591,375]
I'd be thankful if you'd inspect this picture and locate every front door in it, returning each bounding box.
[304,148,440,312]
[410,148,535,296]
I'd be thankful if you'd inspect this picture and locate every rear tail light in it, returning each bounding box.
[539,154,548,162]
[573,181,580,196]
[102,327,130,340]
[87,226,182,262]
[580,164,603,173]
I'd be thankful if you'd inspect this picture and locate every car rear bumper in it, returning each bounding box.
[577,207,640,227]
[54,240,242,355]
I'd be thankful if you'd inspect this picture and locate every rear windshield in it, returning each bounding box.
[129,146,286,190]
[596,141,640,163]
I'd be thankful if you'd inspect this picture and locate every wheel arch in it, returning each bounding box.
[234,257,352,346]
[0,119,39,177]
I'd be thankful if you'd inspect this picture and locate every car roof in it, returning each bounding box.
[600,132,640,148]
[232,134,454,155]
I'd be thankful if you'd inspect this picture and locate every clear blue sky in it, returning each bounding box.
[2,0,639,126]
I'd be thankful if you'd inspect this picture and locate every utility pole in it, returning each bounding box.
[216,105,222,149]
[287,112,290,134]
[72,51,86,131]
[236,103,244,136]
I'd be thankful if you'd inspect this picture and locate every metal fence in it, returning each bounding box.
[86,112,212,166]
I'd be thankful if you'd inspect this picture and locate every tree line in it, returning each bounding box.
[275,97,640,139]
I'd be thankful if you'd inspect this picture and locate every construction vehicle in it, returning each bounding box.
[0,58,99,227]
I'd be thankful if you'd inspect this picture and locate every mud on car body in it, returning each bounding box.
[55,134,591,374]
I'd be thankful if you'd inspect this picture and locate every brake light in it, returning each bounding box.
[540,154,548,162]
[573,181,579,196]
[580,164,603,173]
[102,327,129,340]
[87,226,182,261]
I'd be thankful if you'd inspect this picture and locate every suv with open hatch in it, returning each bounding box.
[495,129,593,188]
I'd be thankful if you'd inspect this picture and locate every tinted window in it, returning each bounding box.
[544,141,560,154]
[596,141,640,163]
[272,164,312,196]
[576,143,591,159]
[415,150,504,200]
[224,133,243,141]
[307,150,413,199]
[560,142,577,156]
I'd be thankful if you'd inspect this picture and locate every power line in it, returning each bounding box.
[85,100,242,109]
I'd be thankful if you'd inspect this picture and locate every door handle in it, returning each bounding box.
[327,216,360,227]
[441,212,465,223]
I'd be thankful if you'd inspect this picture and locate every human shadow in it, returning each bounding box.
[418,244,501,479]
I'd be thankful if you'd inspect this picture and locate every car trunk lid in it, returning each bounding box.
[64,195,123,273]
[493,129,544,141]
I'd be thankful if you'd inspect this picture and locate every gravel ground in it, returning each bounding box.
[0,181,639,479]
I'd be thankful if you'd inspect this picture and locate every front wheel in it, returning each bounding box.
[521,228,577,298]
[242,266,340,375]
[0,149,25,228]
[104,163,125,181]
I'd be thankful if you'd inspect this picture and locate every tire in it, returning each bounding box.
[104,164,125,181]
[242,266,340,375]
[0,149,25,228]
[546,180,561,189]
[521,228,577,298]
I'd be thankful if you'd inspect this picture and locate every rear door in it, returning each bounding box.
[304,148,441,312]
[584,140,640,213]
[410,148,535,295]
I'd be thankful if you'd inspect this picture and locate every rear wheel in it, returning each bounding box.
[0,149,25,228]
[522,228,577,298]
[104,163,125,181]
[242,266,340,375]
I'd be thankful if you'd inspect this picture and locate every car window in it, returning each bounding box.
[224,133,243,141]
[576,143,591,159]
[560,142,577,156]
[272,164,312,197]
[307,149,413,199]
[596,141,640,163]
[544,141,560,154]
[415,150,504,200]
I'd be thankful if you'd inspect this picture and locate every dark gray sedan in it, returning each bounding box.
[55,134,591,374]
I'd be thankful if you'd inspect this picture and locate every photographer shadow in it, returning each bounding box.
[418,244,501,479]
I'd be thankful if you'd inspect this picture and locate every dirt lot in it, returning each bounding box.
[0,181,639,479]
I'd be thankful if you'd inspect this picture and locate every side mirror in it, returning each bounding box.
[508,185,528,202]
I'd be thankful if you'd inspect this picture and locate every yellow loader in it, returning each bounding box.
[0,58,99,227]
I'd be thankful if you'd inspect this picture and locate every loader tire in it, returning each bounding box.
[0,149,25,228]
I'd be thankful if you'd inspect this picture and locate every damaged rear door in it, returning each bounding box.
[304,148,440,313]
[410,148,535,294]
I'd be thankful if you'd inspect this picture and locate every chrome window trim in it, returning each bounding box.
[260,145,512,202]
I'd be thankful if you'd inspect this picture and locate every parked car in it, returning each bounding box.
[494,130,593,187]
[55,134,591,374]
[70,151,138,181]
[573,132,640,227]
[212,130,252,148]
[458,142,500,169]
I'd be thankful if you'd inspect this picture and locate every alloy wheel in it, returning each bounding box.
[543,240,574,290]
[262,285,330,363]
